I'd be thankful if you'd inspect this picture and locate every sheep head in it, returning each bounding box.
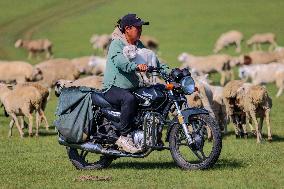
[15,39,23,48]
[29,67,43,82]
[54,80,72,97]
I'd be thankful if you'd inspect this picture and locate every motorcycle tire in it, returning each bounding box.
[169,114,222,170]
[66,147,114,170]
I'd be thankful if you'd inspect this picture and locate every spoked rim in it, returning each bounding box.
[175,117,215,165]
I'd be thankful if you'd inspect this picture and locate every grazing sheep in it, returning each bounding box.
[178,53,232,86]
[140,35,159,51]
[0,84,46,137]
[15,83,50,130]
[88,56,107,76]
[213,30,243,53]
[223,80,272,143]
[35,58,80,88]
[54,75,103,96]
[90,34,111,54]
[15,39,53,59]
[0,61,43,83]
[247,33,277,51]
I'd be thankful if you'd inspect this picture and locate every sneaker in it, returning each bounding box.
[115,136,142,154]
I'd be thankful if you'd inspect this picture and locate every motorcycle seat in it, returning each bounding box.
[91,92,112,108]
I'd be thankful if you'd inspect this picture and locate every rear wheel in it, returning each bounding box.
[66,147,114,170]
[169,114,222,170]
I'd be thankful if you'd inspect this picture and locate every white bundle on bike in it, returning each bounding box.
[123,45,158,84]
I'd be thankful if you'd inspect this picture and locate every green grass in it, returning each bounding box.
[0,0,284,188]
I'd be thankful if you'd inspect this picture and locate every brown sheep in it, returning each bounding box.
[15,39,53,59]
[223,80,272,143]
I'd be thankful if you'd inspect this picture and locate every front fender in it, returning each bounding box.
[165,107,209,142]
[181,107,209,124]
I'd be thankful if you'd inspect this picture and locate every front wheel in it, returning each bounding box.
[169,114,222,170]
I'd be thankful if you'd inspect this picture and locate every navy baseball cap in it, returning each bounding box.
[119,13,149,30]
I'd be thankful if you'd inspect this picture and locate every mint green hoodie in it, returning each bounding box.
[103,27,169,91]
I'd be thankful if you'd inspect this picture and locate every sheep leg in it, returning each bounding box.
[10,114,24,138]
[8,119,15,137]
[250,110,262,143]
[252,44,257,51]
[40,109,49,130]
[28,51,33,59]
[27,114,33,137]
[20,116,25,129]
[220,72,226,86]
[265,109,272,141]
[276,87,283,98]
[35,111,40,137]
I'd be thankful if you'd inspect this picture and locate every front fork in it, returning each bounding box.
[170,91,194,145]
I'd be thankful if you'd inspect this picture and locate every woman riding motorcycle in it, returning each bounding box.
[101,13,168,153]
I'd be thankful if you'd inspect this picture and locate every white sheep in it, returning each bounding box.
[15,39,53,59]
[223,80,272,143]
[247,33,277,51]
[213,30,243,53]
[54,75,103,96]
[275,70,284,97]
[0,61,43,83]
[0,84,46,137]
[178,52,233,86]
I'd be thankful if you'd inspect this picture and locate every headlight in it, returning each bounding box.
[180,76,195,95]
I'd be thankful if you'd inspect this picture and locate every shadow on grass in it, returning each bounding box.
[111,161,177,169]
[213,158,246,170]
[111,158,245,170]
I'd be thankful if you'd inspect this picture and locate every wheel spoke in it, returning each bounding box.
[192,149,207,161]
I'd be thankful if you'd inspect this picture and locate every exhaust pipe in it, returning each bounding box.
[58,137,152,158]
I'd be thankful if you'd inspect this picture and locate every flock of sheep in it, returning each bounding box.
[0,29,283,144]
[180,30,284,143]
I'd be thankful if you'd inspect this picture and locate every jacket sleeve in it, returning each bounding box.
[109,40,137,73]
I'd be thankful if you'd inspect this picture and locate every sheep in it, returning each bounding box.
[89,34,111,55]
[178,52,233,86]
[54,75,103,96]
[0,61,43,83]
[14,82,50,130]
[247,33,277,51]
[140,35,159,51]
[88,56,107,76]
[213,30,243,53]
[35,58,80,88]
[239,63,284,85]
[223,80,272,143]
[15,39,53,59]
[0,84,46,137]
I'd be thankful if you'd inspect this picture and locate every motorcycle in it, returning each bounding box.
[57,67,222,170]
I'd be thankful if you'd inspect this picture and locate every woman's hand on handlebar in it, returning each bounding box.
[136,64,148,72]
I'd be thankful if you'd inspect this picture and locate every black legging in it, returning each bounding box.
[103,86,138,136]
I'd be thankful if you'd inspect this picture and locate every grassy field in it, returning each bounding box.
[0,0,284,188]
